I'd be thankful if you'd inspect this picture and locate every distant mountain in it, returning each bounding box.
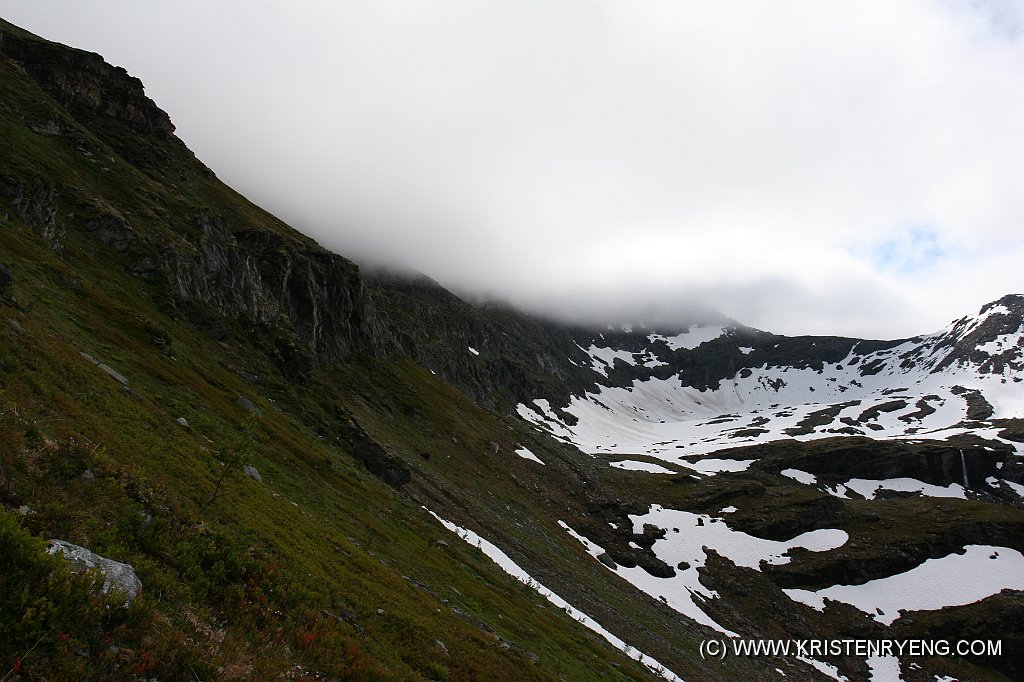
[2,17,1022,682]
[519,294,1024,459]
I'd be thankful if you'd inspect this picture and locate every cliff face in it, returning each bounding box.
[0,26,175,139]
[157,209,371,376]
[0,19,377,380]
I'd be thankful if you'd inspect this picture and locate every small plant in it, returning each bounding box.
[427,661,449,680]
[202,416,257,511]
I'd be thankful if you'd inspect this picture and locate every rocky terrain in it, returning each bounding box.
[1,17,1022,681]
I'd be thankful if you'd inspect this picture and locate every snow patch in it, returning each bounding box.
[842,477,966,500]
[682,458,754,475]
[514,446,545,465]
[781,469,817,485]
[649,325,727,351]
[784,545,1024,625]
[609,460,677,474]
[580,344,637,377]
[521,307,1024,465]
[866,655,903,681]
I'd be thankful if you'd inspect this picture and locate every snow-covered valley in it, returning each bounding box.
[520,297,1024,462]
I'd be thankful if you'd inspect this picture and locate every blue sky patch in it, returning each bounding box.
[868,226,949,275]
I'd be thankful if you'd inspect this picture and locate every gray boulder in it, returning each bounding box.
[98,363,128,386]
[243,464,262,482]
[47,539,142,606]
[238,395,262,417]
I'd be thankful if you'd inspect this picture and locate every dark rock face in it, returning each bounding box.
[158,210,369,371]
[951,385,995,420]
[0,175,61,248]
[575,500,678,579]
[81,208,134,252]
[753,438,1006,492]
[0,262,12,290]
[0,25,175,139]
[0,21,210,177]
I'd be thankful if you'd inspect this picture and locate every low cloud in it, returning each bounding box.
[5,1,1024,337]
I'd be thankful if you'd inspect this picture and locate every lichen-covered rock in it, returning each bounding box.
[47,539,142,606]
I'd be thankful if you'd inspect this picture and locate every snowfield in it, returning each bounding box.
[519,302,1024,464]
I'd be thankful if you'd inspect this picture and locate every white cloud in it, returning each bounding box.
[4,1,1023,337]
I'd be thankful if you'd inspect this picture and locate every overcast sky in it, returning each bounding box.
[4,1,1023,338]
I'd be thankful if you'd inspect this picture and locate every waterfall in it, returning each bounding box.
[959,449,969,489]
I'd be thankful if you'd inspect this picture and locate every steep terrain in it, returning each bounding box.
[1,18,1022,682]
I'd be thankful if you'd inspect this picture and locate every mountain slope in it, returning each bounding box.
[0,19,674,681]
[1,17,1023,682]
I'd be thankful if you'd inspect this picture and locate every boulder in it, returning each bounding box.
[238,395,262,417]
[47,539,142,606]
[98,363,128,386]
[243,464,262,482]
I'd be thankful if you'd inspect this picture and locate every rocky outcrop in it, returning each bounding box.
[158,210,369,376]
[752,437,1006,492]
[47,539,142,606]
[79,202,135,252]
[0,175,62,249]
[0,19,209,176]
[243,465,263,483]
[0,24,174,139]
